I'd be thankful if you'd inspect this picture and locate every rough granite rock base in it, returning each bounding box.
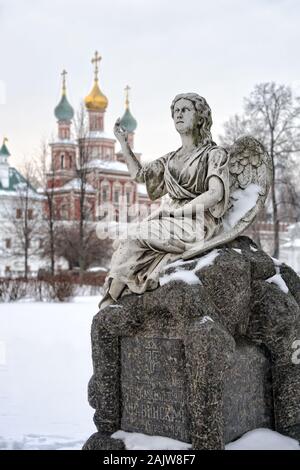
[120,336,273,445]
[84,237,300,450]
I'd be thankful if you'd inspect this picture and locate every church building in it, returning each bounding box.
[47,52,150,223]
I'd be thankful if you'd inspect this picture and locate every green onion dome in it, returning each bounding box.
[120,107,137,133]
[54,93,74,121]
[54,70,74,121]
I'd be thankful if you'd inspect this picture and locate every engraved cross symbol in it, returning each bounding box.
[92,51,102,81]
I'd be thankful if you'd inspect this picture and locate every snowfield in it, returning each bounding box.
[0,298,299,451]
[0,297,96,450]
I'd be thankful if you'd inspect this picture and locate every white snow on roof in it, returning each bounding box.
[53,178,96,193]
[85,159,129,173]
[137,183,148,196]
[86,266,108,273]
[0,185,45,200]
[88,131,115,140]
[51,139,76,145]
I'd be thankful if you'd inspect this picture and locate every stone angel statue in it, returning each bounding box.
[99,93,272,309]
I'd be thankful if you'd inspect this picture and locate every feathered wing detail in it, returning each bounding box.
[183,135,272,260]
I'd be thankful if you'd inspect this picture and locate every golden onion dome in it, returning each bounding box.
[84,80,108,111]
[84,51,108,111]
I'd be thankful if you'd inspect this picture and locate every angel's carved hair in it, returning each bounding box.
[171,93,214,145]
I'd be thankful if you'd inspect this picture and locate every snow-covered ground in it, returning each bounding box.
[0,298,299,451]
[0,297,97,450]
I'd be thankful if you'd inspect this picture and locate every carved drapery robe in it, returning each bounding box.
[104,142,229,298]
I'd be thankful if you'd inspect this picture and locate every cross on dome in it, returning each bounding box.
[125,85,131,109]
[61,69,67,95]
[92,51,102,82]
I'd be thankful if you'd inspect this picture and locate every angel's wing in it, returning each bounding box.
[183,136,272,260]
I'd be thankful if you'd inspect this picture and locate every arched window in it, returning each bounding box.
[96,116,101,129]
[114,189,120,204]
[60,204,68,220]
[101,181,110,203]
[102,187,108,202]
[113,183,122,205]
[125,184,132,204]
[60,154,65,169]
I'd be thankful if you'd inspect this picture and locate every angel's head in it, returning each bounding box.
[171,93,213,145]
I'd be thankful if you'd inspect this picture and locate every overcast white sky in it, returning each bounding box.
[1,0,300,167]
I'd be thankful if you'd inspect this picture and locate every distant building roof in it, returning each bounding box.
[87,130,115,140]
[52,178,96,193]
[85,159,129,174]
[0,138,10,157]
[0,167,42,199]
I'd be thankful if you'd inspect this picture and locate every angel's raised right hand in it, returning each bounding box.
[114,118,128,146]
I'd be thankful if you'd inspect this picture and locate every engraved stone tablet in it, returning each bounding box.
[120,336,273,444]
[223,340,274,442]
[121,336,190,442]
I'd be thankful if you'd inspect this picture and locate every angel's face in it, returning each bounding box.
[173,98,198,134]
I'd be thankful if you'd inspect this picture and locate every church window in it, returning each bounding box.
[101,182,110,203]
[60,154,65,169]
[102,188,108,202]
[16,208,22,219]
[125,185,132,204]
[61,205,68,220]
[92,147,99,158]
[113,185,121,204]
[5,239,11,249]
[114,190,120,203]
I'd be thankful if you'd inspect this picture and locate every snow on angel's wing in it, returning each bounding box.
[183,136,272,260]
